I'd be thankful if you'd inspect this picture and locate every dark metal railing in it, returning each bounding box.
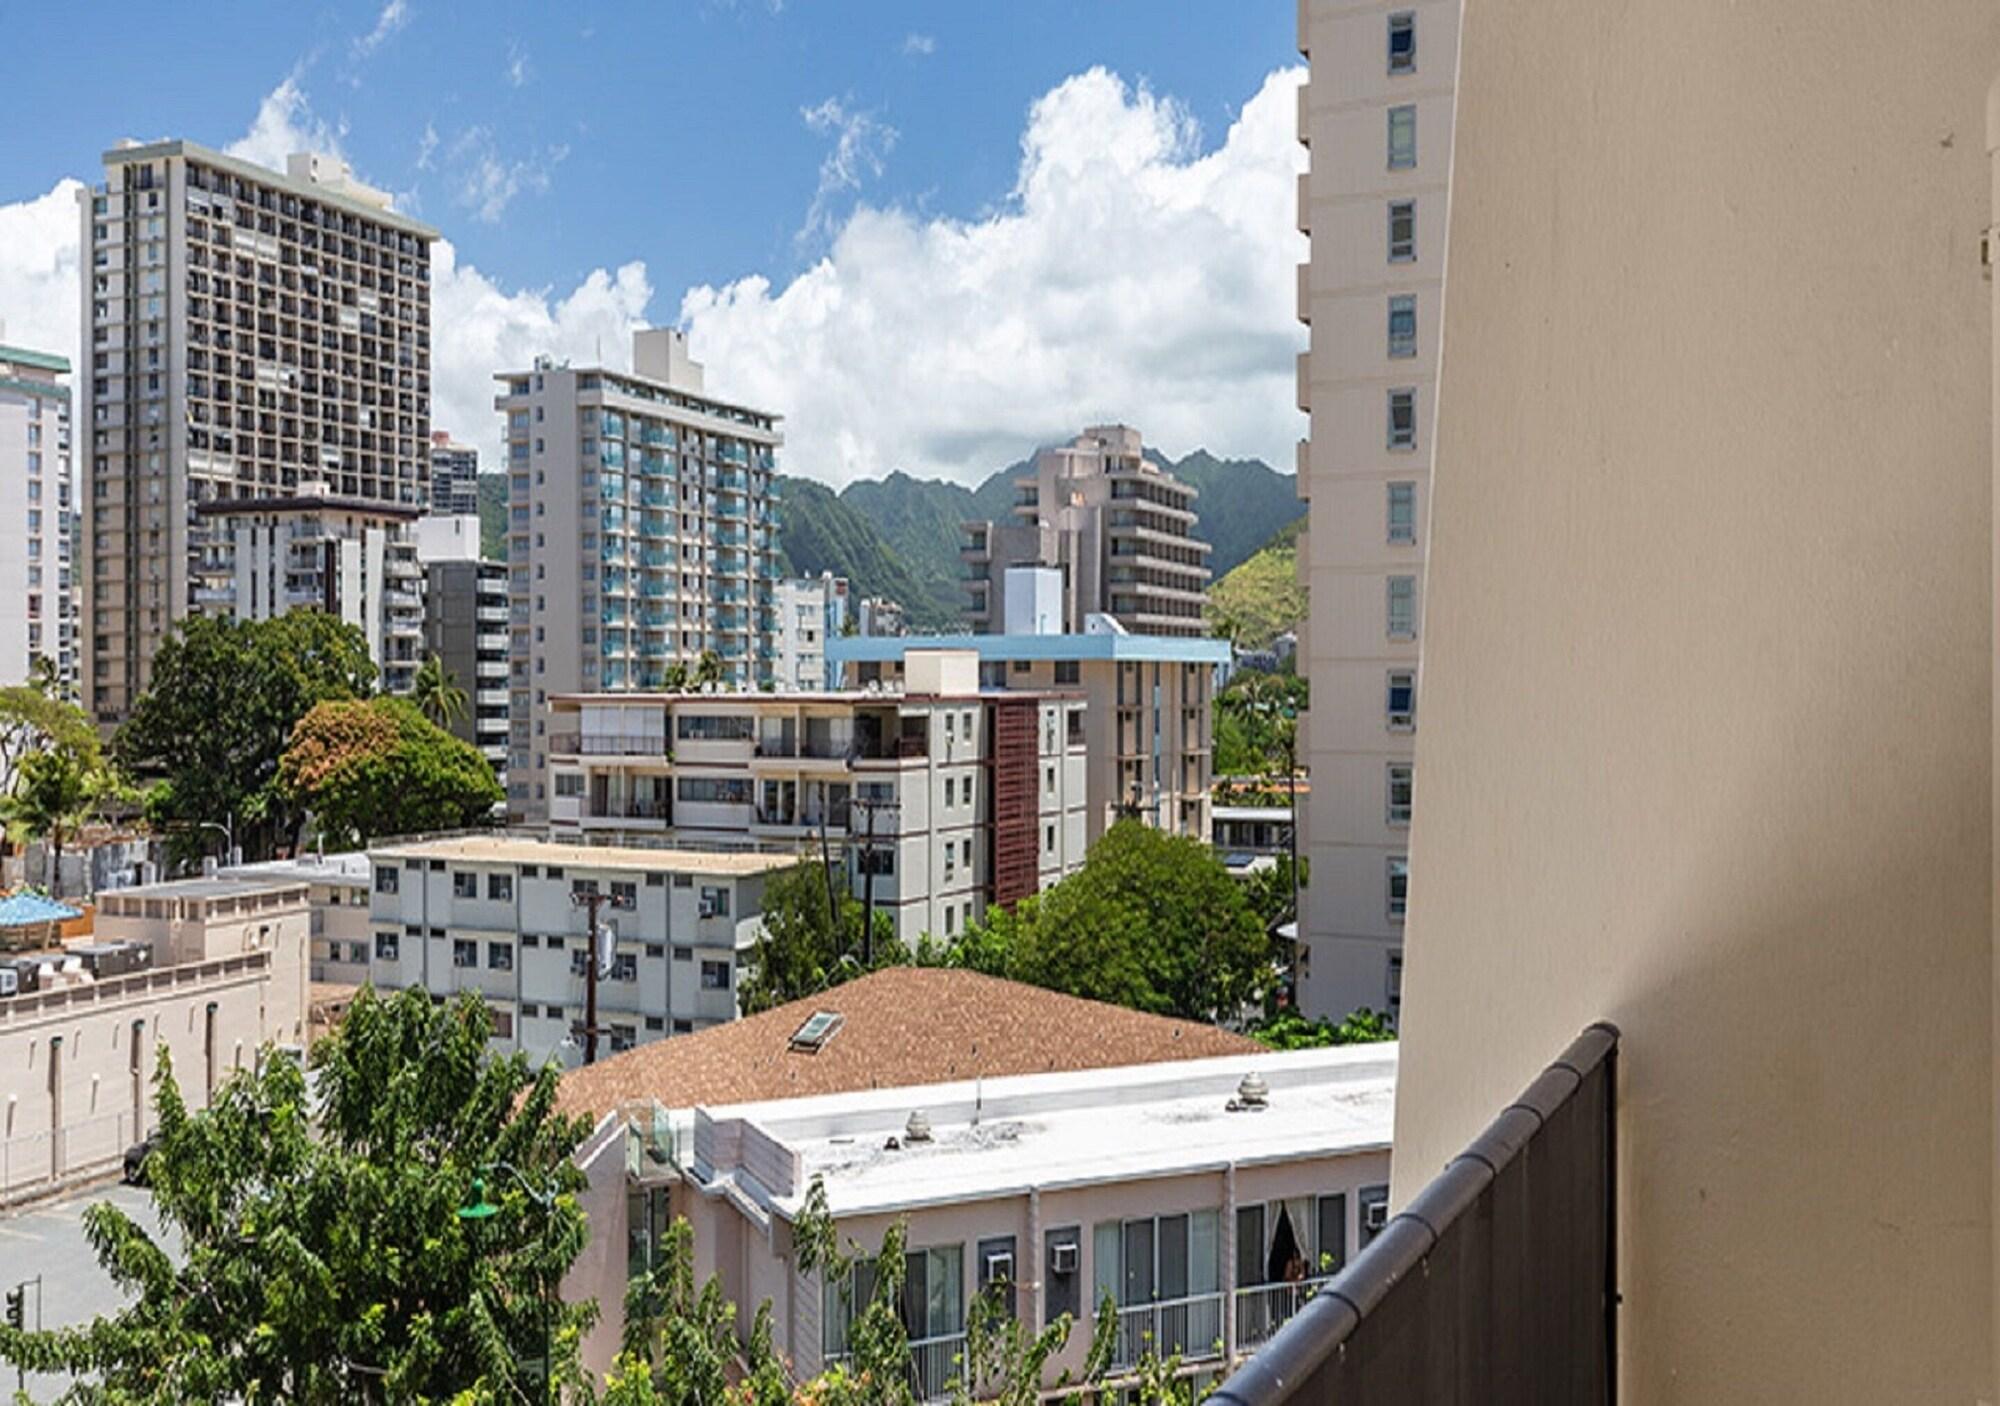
[1211,1022,1618,1406]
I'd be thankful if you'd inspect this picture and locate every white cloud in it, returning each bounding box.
[353,0,410,57]
[415,121,439,171]
[901,32,936,56]
[681,65,1308,486]
[428,243,654,464]
[799,98,897,242]
[505,40,531,87]
[225,74,347,169]
[0,180,85,375]
[448,126,567,223]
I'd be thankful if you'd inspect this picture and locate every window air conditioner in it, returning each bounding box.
[1049,1242,1079,1275]
[1363,1199,1389,1232]
[984,1250,1015,1284]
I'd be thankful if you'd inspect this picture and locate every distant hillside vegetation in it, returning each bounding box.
[1206,516,1306,651]
[476,474,508,563]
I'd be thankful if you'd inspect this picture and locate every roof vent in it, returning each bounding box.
[1230,1070,1270,1113]
[904,1109,933,1144]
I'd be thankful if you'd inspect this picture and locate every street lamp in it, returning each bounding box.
[195,817,239,868]
[457,1161,560,1404]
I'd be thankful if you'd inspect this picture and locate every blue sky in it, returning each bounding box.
[0,2,1307,486]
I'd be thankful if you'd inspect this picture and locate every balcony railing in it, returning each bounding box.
[1233,1277,1334,1355]
[1211,1022,1618,1406]
[1112,1291,1226,1370]
[546,733,670,757]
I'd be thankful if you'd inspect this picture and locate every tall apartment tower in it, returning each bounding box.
[0,340,76,696]
[961,425,1210,637]
[77,142,436,724]
[415,514,510,787]
[496,328,783,820]
[428,431,479,516]
[1294,1,1457,1023]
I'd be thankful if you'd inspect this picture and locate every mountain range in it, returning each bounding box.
[476,448,1303,632]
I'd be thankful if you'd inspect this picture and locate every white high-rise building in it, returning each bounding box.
[428,431,479,516]
[1294,0,1458,1023]
[77,142,436,723]
[495,328,782,820]
[774,572,848,691]
[0,340,76,696]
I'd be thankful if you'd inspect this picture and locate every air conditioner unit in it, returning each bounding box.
[1363,1199,1389,1232]
[984,1250,1015,1284]
[1049,1242,1079,1275]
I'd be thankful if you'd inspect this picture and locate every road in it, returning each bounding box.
[0,1182,167,1399]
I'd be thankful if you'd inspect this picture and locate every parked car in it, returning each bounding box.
[122,1135,155,1186]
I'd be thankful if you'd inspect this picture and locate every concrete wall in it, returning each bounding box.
[1388,4,1997,1400]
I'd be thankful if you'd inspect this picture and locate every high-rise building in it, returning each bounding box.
[960,425,1210,637]
[495,328,782,820]
[1292,1,1457,1023]
[773,572,848,691]
[415,513,509,785]
[427,430,479,516]
[77,143,436,724]
[0,340,76,696]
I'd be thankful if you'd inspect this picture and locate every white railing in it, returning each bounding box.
[0,1110,140,1198]
[1232,1277,1335,1355]
[1111,1291,1226,1369]
[907,1331,967,1402]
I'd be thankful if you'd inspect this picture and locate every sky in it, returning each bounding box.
[0,2,1306,489]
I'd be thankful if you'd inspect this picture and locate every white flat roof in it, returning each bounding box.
[371,835,799,878]
[223,852,372,888]
[694,1044,1395,1220]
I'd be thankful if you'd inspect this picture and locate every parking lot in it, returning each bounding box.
[0,1182,165,1396]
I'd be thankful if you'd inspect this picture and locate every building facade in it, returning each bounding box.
[831,632,1226,849]
[416,513,509,781]
[1292,0,1457,1023]
[360,836,792,1065]
[773,573,849,692]
[546,650,1087,945]
[0,341,75,696]
[961,425,1210,638]
[77,143,435,724]
[427,430,479,517]
[496,328,782,820]
[855,596,906,637]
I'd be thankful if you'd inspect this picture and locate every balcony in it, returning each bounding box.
[546,732,671,758]
[1111,1292,1226,1372]
[1211,1023,1617,1406]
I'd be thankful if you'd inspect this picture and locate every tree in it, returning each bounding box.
[279,696,503,848]
[1243,854,1308,934]
[1249,1006,1397,1050]
[412,653,469,730]
[0,987,595,1402]
[959,820,1274,1023]
[738,861,901,1014]
[0,685,96,796]
[659,662,690,692]
[690,650,725,688]
[115,612,378,860]
[1213,670,1307,778]
[5,741,109,897]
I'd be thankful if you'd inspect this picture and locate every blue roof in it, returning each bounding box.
[0,893,82,927]
[829,632,1231,665]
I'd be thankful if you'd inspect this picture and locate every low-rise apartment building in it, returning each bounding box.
[552,969,1390,1392]
[220,850,372,981]
[831,631,1226,848]
[0,874,311,1202]
[363,835,794,1065]
[546,649,1087,946]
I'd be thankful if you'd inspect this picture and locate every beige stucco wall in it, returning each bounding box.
[1388,3,1997,1400]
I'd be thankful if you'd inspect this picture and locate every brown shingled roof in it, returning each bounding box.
[553,967,1261,1120]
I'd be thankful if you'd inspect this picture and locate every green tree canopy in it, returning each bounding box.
[738,860,902,1015]
[411,653,469,729]
[1249,1006,1397,1050]
[0,987,594,1402]
[114,612,378,860]
[0,685,97,796]
[955,820,1275,1023]
[279,695,502,848]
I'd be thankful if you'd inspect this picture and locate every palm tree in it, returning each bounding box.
[5,743,100,898]
[411,654,468,729]
[691,649,726,689]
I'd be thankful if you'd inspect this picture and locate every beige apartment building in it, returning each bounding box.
[496,329,783,820]
[546,649,1087,946]
[0,340,76,696]
[77,143,435,723]
[1205,4,2000,1404]
[0,875,310,1202]
[961,425,1210,638]
[1291,0,1458,1024]
[832,633,1226,848]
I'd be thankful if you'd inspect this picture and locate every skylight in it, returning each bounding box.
[789,1011,843,1053]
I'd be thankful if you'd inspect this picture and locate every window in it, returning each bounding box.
[1054,660,1080,686]
[700,886,731,917]
[945,906,956,936]
[488,874,513,901]
[611,953,638,982]
[944,777,955,809]
[1387,763,1414,826]
[374,931,399,961]
[610,1023,637,1053]
[611,880,638,905]
[673,945,693,962]
[678,777,751,805]
[1388,199,1416,262]
[701,959,731,991]
[1387,575,1418,639]
[490,1010,514,1041]
[673,1018,694,1034]
[452,940,478,968]
[645,1015,665,1032]
[553,773,584,798]
[1359,1185,1392,1248]
[944,844,956,879]
[488,942,514,971]
[451,872,477,899]
[374,867,398,895]
[1387,295,1417,358]
[1387,104,1417,169]
[824,1245,965,1361]
[1046,824,1056,855]
[645,943,665,958]
[1044,1227,1082,1328]
[1387,388,1417,450]
[1387,671,1417,730]
[978,1235,1019,1320]
[1092,1212,1220,1358]
[522,1002,540,1019]
[1387,857,1409,921]
[1387,482,1417,544]
[676,714,754,742]
[1387,11,1415,72]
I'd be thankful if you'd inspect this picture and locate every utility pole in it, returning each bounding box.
[569,887,631,1065]
[851,798,898,967]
